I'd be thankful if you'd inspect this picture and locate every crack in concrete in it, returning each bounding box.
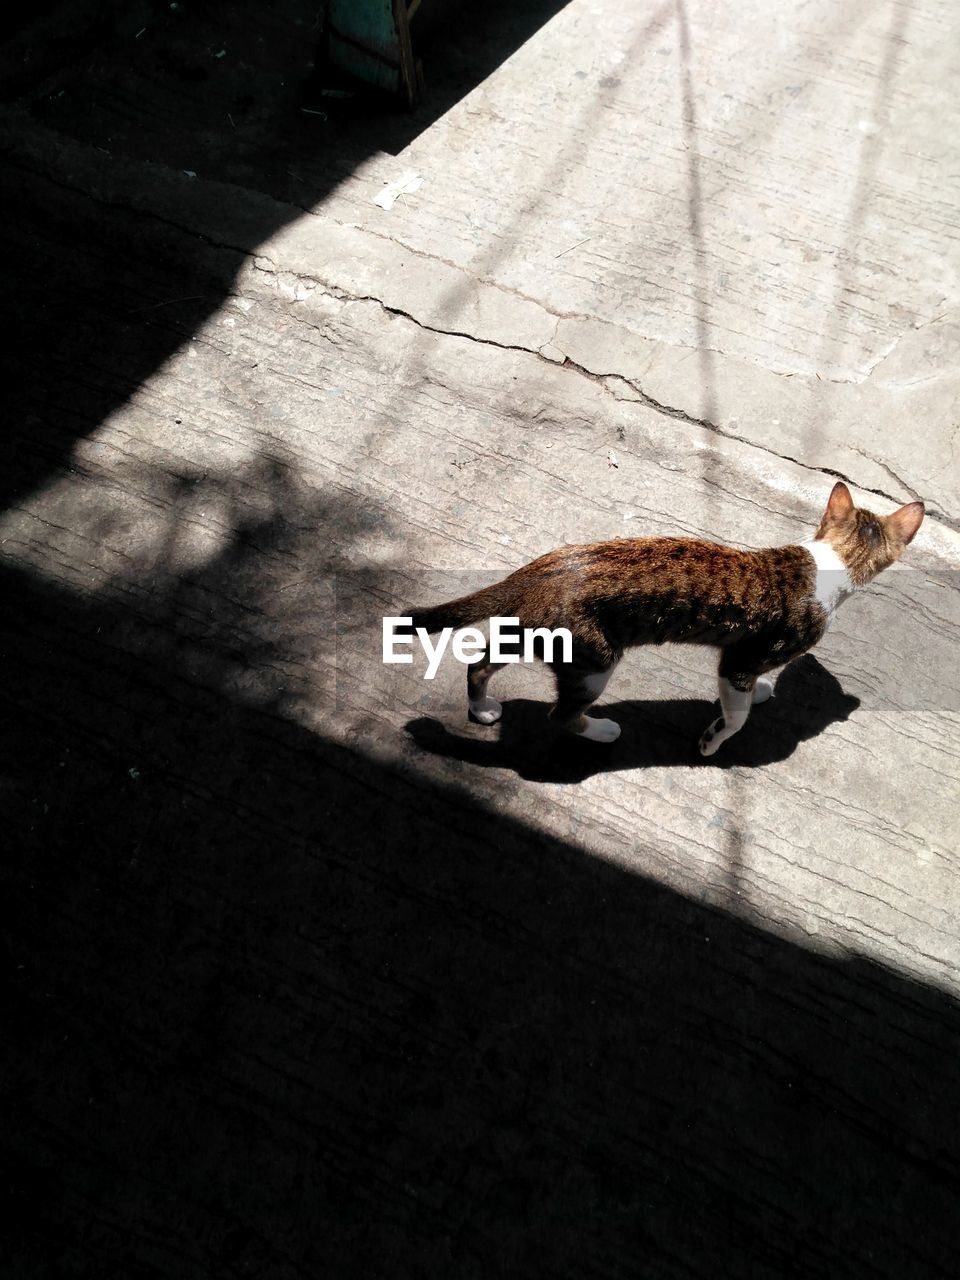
[857,308,957,384]
[265,267,954,528]
[572,361,953,528]
[328,214,951,390]
[13,155,952,528]
[848,448,926,506]
[8,132,950,387]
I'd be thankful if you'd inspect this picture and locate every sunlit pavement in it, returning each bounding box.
[2,2,959,1275]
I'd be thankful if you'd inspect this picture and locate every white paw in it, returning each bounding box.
[577,716,621,744]
[699,718,725,756]
[752,677,774,705]
[469,696,502,725]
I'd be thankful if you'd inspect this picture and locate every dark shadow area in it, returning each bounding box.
[4,6,960,1275]
[406,654,860,783]
[0,0,569,508]
[312,0,576,152]
[407,655,865,783]
[3,529,960,1278]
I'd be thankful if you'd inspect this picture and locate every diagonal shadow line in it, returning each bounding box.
[619,0,877,371]
[674,0,753,901]
[674,0,718,430]
[818,0,912,394]
[3,10,957,1271]
[3,552,960,1278]
[0,0,573,514]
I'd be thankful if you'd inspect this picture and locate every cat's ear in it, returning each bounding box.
[885,500,924,545]
[822,481,855,524]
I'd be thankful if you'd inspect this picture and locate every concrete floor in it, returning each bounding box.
[2,1,959,1276]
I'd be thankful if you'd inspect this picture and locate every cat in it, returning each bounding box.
[408,482,924,755]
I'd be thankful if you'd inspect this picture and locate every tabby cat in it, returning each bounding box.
[409,482,923,755]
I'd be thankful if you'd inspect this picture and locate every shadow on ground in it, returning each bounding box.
[406,654,860,782]
[2,525,959,1278]
[0,0,570,508]
[3,5,960,1277]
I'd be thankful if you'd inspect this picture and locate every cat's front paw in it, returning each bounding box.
[469,696,502,725]
[752,677,774,705]
[577,716,621,744]
[699,717,725,756]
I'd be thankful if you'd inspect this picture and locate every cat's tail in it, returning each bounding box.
[408,577,521,634]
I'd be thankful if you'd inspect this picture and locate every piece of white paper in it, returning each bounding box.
[373,170,423,210]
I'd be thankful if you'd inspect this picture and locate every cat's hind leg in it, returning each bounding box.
[699,675,755,756]
[752,676,775,705]
[550,659,620,743]
[467,648,506,725]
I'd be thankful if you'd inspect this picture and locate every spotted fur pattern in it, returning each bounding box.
[413,483,924,754]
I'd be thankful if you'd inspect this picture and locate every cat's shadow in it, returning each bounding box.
[405,654,860,783]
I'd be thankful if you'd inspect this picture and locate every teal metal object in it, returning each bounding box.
[323,0,423,106]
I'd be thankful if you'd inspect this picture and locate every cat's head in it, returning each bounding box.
[814,481,924,585]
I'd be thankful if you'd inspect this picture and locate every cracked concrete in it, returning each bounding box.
[3,0,959,1030]
[3,37,957,522]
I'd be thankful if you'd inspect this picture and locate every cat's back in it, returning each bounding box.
[516,535,818,646]
[522,535,805,596]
